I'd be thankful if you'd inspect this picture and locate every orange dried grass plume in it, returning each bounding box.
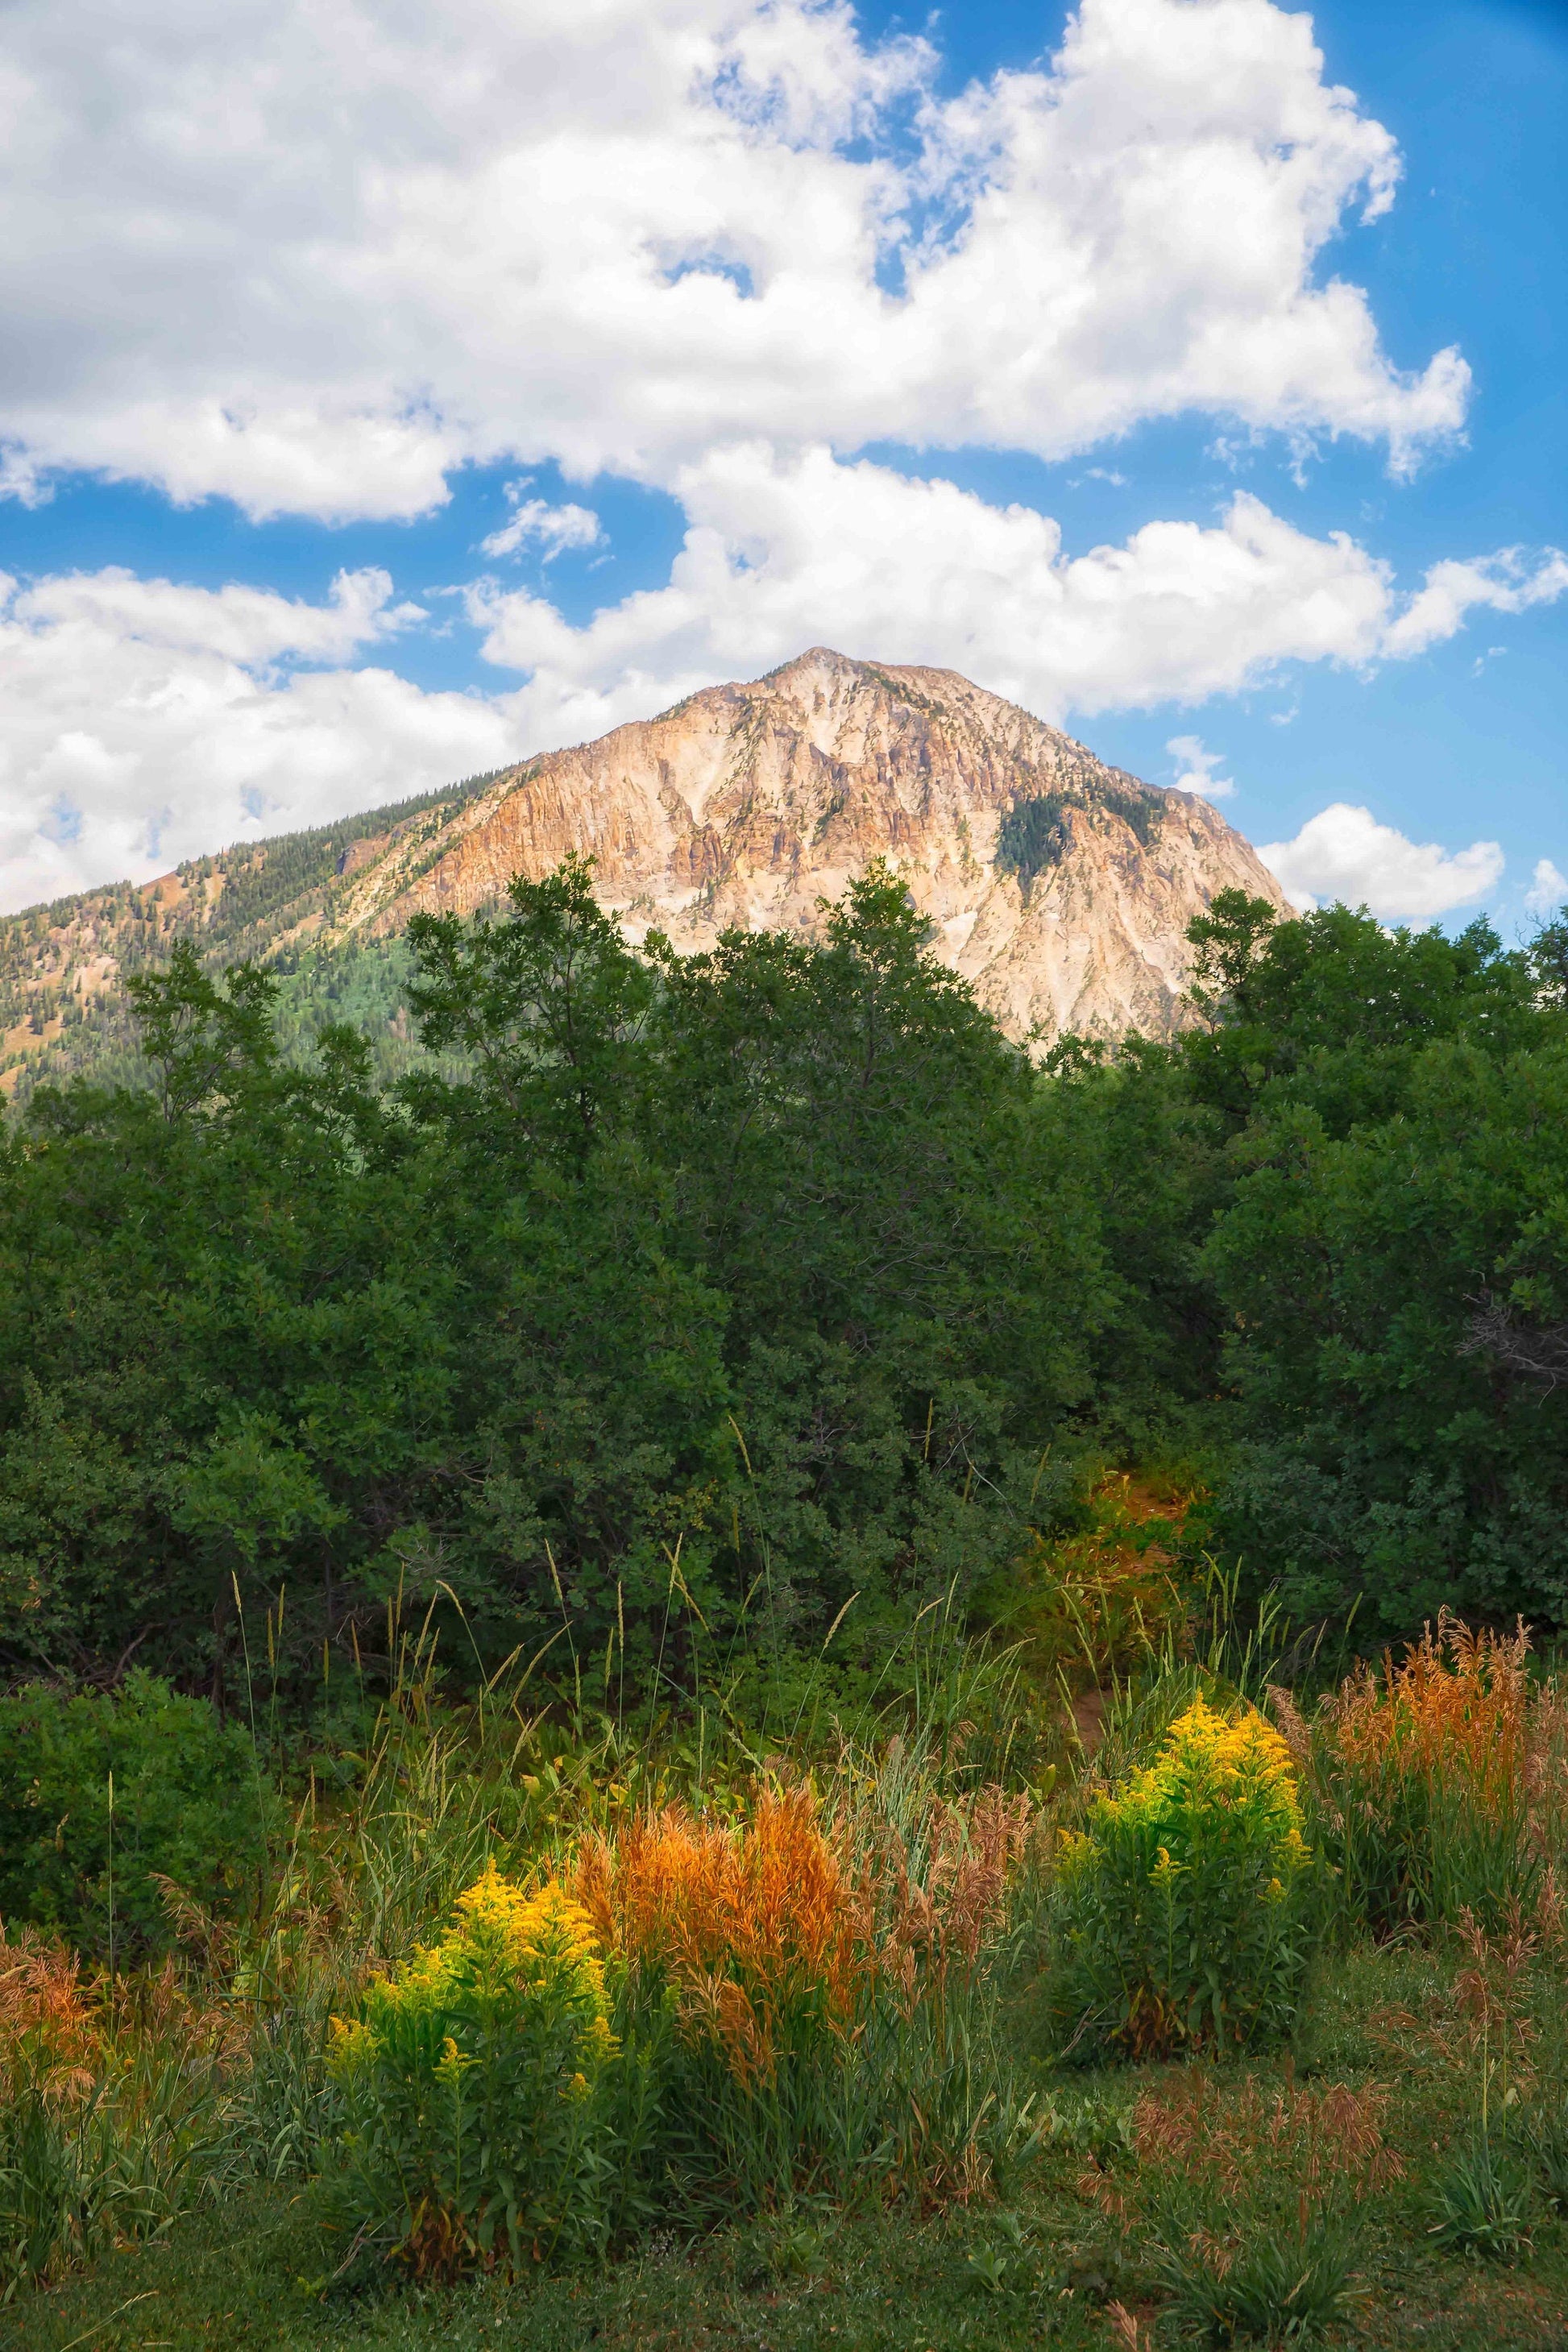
[574,1778,1037,2082]
[574,1783,866,2084]
[1313,1610,1538,1804]
[0,1925,102,2102]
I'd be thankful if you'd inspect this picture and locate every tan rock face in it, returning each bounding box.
[0,649,1291,1101]
[342,647,1287,1043]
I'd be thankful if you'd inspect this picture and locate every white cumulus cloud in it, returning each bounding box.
[0,570,516,911]
[1380,549,1568,659]
[1167,736,1237,799]
[2,448,1557,914]
[480,491,604,562]
[10,566,426,666]
[1525,858,1568,920]
[0,0,1539,921]
[1259,803,1504,922]
[462,449,1566,744]
[0,0,1469,518]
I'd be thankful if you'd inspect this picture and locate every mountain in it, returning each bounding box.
[1,648,1287,1101]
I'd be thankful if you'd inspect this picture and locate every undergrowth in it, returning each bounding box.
[5,1590,1568,2347]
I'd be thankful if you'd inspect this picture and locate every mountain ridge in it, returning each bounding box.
[1,648,1287,1099]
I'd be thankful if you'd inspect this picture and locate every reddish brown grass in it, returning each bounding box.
[0,1926,101,2101]
[1131,2068,1401,2201]
[573,1777,1036,2084]
[873,1784,1035,2008]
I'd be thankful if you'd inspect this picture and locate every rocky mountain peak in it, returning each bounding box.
[342,648,1285,1043]
[0,651,1288,1098]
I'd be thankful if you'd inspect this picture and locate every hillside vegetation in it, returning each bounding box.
[4,865,1568,2348]
[0,772,508,1105]
[5,858,1568,1691]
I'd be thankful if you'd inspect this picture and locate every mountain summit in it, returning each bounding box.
[333,647,1286,1035]
[1,649,1286,1095]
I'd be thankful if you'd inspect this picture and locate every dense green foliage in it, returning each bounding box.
[0,1674,268,1956]
[0,859,1099,1703]
[2,863,1567,1715]
[1181,892,1568,1632]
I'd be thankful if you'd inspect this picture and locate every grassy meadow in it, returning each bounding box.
[6,1483,1568,2352]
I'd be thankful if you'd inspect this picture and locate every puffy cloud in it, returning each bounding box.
[463,448,1566,741]
[1167,736,1236,799]
[1380,548,1568,659]
[10,566,425,666]
[0,0,1467,518]
[3,445,1556,914]
[1259,803,1504,922]
[0,570,516,910]
[480,492,604,562]
[0,443,48,506]
[1525,858,1568,921]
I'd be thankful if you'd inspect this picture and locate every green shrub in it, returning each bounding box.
[1047,1698,1315,2059]
[0,1674,271,1960]
[323,1865,634,2276]
[1427,2137,1533,2262]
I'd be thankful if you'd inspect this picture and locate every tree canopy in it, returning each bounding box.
[3,865,1566,1703]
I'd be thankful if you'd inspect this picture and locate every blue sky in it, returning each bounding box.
[1,0,1564,927]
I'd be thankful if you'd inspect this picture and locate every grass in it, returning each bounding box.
[7,1608,1568,2349]
[11,1936,1568,2350]
[10,2013,1568,2352]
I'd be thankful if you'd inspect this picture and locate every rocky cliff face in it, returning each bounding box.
[0,649,1287,1097]
[338,647,1288,1042]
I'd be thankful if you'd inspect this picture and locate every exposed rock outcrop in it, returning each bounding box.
[342,647,1288,1042]
[0,649,1289,1098]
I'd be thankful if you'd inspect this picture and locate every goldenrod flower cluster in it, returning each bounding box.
[1048,1699,1314,2059]
[329,1860,616,2078]
[1076,1698,1310,1881]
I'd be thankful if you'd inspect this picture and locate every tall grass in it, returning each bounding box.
[577,1768,1040,2214]
[0,1931,241,2298]
[0,1577,1054,2295]
[1271,1612,1568,1937]
[313,1748,1047,2279]
[13,1562,1568,2314]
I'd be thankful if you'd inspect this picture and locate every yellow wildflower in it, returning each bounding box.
[334,1861,616,2088]
[326,2015,374,2075]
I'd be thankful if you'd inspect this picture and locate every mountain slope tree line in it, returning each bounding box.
[3,856,1567,1709]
